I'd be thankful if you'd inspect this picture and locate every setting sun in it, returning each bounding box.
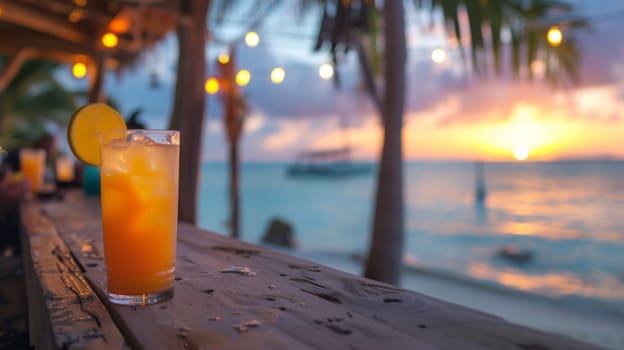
[513,146,529,161]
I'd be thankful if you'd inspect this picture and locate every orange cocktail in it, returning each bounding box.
[99,130,179,305]
[20,148,45,193]
[55,155,75,182]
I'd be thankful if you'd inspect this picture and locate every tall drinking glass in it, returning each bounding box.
[56,154,75,183]
[98,130,180,305]
[20,148,46,193]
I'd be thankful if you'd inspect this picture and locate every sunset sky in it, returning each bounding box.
[60,0,624,162]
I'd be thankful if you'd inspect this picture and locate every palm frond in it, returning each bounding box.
[0,59,78,144]
[418,0,588,85]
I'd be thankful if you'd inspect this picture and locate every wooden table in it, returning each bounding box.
[19,189,599,349]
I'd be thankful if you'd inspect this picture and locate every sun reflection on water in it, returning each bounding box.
[468,263,624,299]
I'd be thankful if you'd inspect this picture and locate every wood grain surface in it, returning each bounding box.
[20,197,127,349]
[21,190,601,349]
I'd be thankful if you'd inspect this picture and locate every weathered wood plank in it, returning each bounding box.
[19,198,127,349]
[0,256,29,349]
[36,190,601,349]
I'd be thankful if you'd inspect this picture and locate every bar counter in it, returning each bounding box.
[19,189,598,349]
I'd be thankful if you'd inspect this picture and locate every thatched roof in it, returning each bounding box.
[0,0,178,70]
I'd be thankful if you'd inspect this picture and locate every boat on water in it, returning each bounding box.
[287,147,371,177]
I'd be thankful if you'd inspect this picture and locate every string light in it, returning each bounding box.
[68,9,83,23]
[205,77,219,94]
[109,18,130,34]
[236,70,251,86]
[101,32,119,48]
[244,31,260,47]
[431,48,447,63]
[218,53,230,64]
[270,67,285,84]
[547,26,563,47]
[319,64,334,80]
[72,62,87,79]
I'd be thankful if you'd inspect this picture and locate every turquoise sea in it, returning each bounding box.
[198,161,624,306]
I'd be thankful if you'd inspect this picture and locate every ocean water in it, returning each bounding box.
[198,161,624,304]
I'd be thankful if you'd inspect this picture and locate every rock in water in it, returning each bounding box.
[261,218,296,248]
[497,244,533,263]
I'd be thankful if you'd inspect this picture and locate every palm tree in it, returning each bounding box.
[0,58,77,148]
[314,0,585,284]
[215,46,248,239]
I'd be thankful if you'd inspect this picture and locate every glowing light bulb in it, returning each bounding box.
[245,31,260,47]
[68,9,83,23]
[547,26,563,47]
[319,64,334,80]
[236,70,251,86]
[101,32,119,48]
[205,77,219,94]
[218,53,230,64]
[431,48,447,63]
[72,62,87,79]
[270,67,285,84]
[109,18,130,33]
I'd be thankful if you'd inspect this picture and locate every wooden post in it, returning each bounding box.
[0,49,35,92]
[170,0,211,224]
[87,53,105,103]
[0,1,85,43]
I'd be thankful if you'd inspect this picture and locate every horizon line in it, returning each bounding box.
[200,157,624,164]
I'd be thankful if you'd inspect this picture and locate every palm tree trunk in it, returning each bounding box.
[170,0,210,224]
[228,140,240,239]
[364,0,406,285]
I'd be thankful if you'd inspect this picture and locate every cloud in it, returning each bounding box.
[262,119,307,151]
[205,119,222,134]
[413,81,561,126]
[574,0,624,86]
[571,86,624,123]
[244,113,266,134]
[401,0,624,125]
